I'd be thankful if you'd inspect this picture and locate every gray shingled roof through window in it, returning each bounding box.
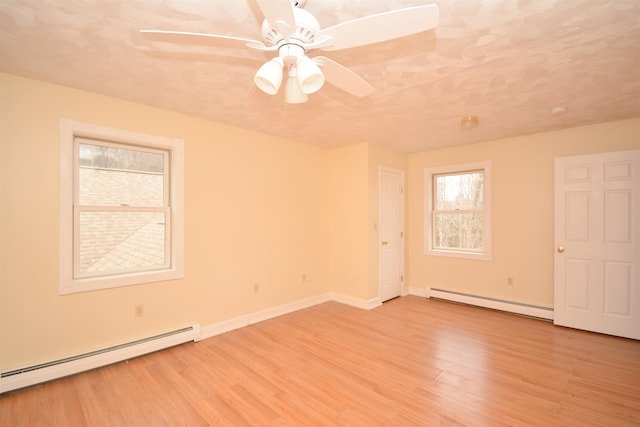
[78,167,166,276]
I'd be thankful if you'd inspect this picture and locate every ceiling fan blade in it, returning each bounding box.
[313,56,373,97]
[140,30,266,50]
[317,4,439,52]
[256,0,296,40]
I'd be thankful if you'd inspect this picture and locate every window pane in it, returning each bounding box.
[78,143,165,207]
[78,211,166,276]
[434,171,483,210]
[433,212,484,251]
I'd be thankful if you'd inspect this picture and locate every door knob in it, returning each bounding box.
[381,241,388,245]
[557,246,565,253]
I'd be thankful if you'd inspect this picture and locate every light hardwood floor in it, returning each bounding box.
[1,296,639,426]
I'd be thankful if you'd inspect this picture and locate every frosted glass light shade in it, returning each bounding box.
[254,58,284,95]
[285,75,308,104]
[296,56,324,94]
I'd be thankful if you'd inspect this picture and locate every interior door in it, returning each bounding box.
[554,149,640,339]
[379,167,404,302]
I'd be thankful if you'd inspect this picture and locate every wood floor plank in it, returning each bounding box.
[1,296,639,426]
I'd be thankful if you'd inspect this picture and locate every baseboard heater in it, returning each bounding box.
[0,324,200,394]
[429,288,553,321]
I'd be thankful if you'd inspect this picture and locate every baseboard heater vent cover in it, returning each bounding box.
[1,324,200,394]
[429,288,553,320]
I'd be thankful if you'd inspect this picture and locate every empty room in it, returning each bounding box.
[1,0,639,425]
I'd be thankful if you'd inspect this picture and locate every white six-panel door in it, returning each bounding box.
[379,167,404,302]
[554,149,640,339]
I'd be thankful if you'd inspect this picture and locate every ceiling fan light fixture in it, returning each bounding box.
[296,56,325,94]
[551,105,568,115]
[254,57,284,95]
[460,115,479,130]
[285,68,308,104]
[141,3,441,104]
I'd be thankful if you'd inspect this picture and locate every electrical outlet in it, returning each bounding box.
[134,304,144,317]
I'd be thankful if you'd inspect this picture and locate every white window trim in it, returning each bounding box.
[59,119,184,294]
[424,160,492,261]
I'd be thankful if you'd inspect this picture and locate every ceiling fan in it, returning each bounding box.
[140,0,439,103]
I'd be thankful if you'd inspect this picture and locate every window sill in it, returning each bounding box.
[59,268,184,295]
[426,249,492,261]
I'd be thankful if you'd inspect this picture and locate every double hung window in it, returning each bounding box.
[59,120,184,294]
[425,161,492,260]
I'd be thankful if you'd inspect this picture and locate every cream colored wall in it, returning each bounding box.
[407,118,640,308]
[0,73,331,371]
[4,70,635,373]
[327,143,409,302]
[327,143,369,299]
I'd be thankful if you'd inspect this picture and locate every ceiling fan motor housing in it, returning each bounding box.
[261,7,320,48]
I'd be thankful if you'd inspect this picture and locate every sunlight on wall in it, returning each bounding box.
[407,117,640,307]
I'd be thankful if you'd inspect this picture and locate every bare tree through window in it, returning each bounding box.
[432,170,484,252]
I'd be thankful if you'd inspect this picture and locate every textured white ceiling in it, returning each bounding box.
[1,0,639,152]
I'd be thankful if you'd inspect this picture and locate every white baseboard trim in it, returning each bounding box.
[200,292,379,340]
[331,293,382,310]
[408,287,429,298]
[200,293,333,340]
[427,288,554,320]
